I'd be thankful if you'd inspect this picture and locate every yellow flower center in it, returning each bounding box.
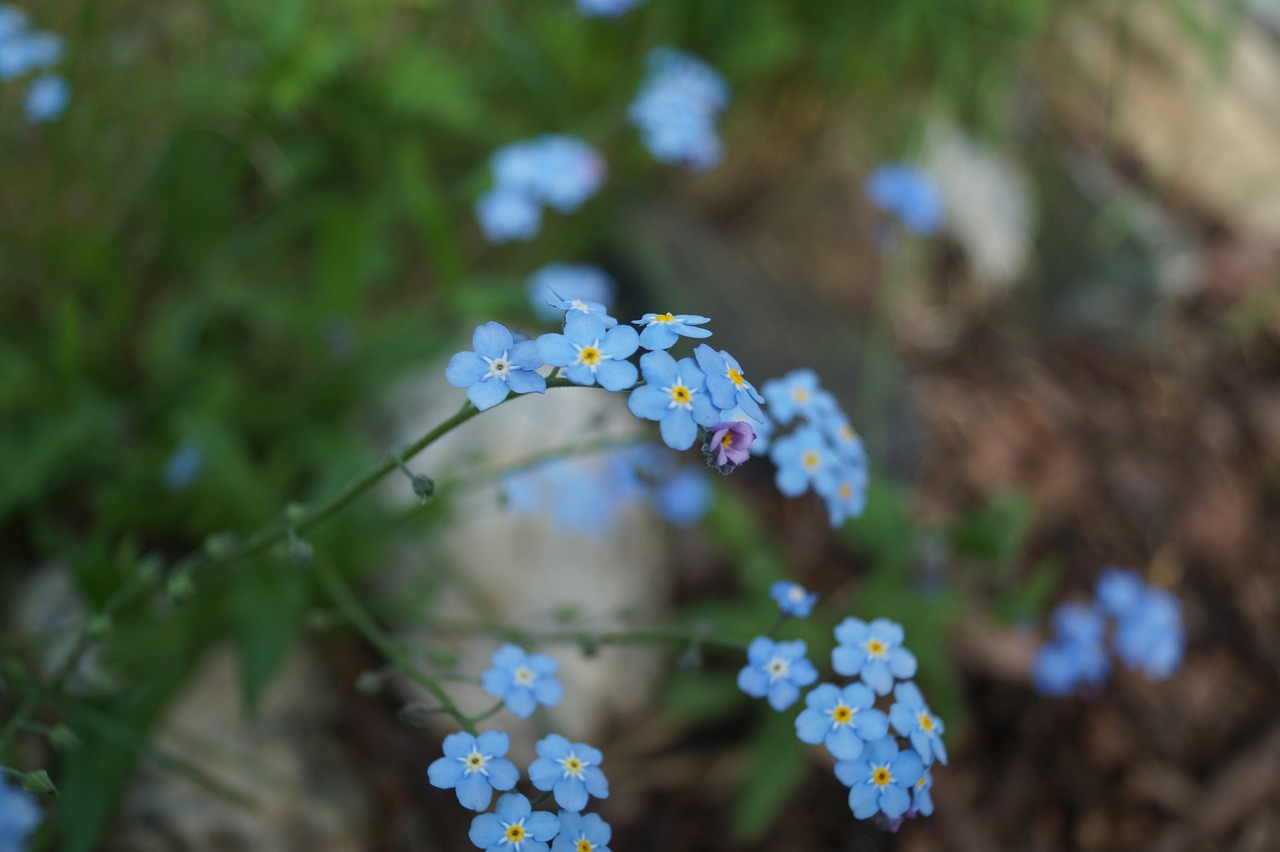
[832,704,853,725]
[653,313,676,324]
[792,387,809,403]
[802,451,820,470]
[865,639,887,658]
[919,713,934,733]
[505,824,525,843]
[840,425,856,443]
[565,757,583,774]
[728,367,745,386]
[667,384,692,407]
[577,345,602,366]
[872,767,892,787]
[577,841,593,852]
[839,482,853,500]
[467,754,484,769]
[721,432,734,448]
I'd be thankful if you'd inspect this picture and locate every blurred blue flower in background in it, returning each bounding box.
[576,0,645,17]
[526,263,616,324]
[0,774,41,852]
[770,580,817,618]
[629,47,729,171]
[478,136,605,243]
[864,163,944,236]
[163,442,204,492]
[1031,602,1111,696]
[1112,584,1184,679]
[651,466,711,525]
[0,26,62,82]
[25,74,68,123]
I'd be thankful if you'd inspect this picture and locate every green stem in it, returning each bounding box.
[314,559,477,736]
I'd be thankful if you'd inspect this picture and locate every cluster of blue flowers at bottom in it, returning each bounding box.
[0,774,41,852]
[1033,567,1185,696]
[737,586,944,825]
[475,135,606,243]
[1,4,70,123]
[428,645,613,851]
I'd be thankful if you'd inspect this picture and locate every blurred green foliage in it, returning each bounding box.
[2,0,1056,848]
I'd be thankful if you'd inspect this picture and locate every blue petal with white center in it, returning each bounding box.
[769,425,836,498]
[794,682,889,761]
[468,793,560,852]
[428,731,520,812]
[446,322,546,412]
[831,617,918,696]
[888,681,947,766]
[481,644,563,718]
[769,580,817,618]
[835,736,925,820]
[631,312,712,350]
[736,636,818,711]
[551,810,612,852]
[693,344,765,421]
[528,734,609,813]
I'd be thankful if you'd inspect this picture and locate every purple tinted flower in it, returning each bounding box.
[702,421,754,474]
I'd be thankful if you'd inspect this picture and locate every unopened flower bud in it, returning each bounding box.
[22,770,58,797]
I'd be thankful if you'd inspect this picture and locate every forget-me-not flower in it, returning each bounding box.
[446,322,546,411]
[475,188,542,243]
[629,47,729,170]
[528,734,609,812]
[650,465,713,525]
[760,370,824,426]
[769,425,836,498]
[737,636,818,711]
[1095,567,1146,618]
[551,810,611,852]
[912,769,934,817]
[817,463,869,527]
[0,774,41,852]
[481,644,563,718]
[702,421,754,474]
[163,442,204,492]
[865,163,944,236]
[576,0,645,17]
[834,735,926,820]
[631,312,711,350]
[832,617,918,696]
[769,580,817,618]
[468,793,560,852]
[1031,602,1110,695]
[24,73,67,123]
[888,681,947,766]
[693,344,765,420]
[626,350,718,450]
[794,682,889,761]
[537,313,639,391]
[428,730,521,811]
[526,263,616,325]
[1112,585,1184,679]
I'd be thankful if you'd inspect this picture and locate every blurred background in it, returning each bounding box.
[2,0,1279,849]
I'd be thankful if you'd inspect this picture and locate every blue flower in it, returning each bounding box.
[468,793,560,852]
[794,682,889,760]
[576,0,644,17]
[736,636,818,711]
[651,466,713,526]
[626,350,718,450]
[0,6,28,41]
[446,322,546,411]
[760,370,825,426]
[817,463,868,527]
[912,768,934,817]
[1031,603,1110,695]
[551,810,612,852]
[832,617,918,696]
[528,135,607,214]
[24,73,67,123]
[526,264,616,325]
[1112,586,1183,680]
[834,735,926,820]
[865,163,944,236]
[528,734,609,812]
[0,774,41,852]
[1095,567,1146,618]
[162,442,203,492]
[629,48,729,171]
[537,313,639,391]
[693,344,765,421]
[769,425,836,498]
[888,681,947,766]
[631,312,711,350]
[481,644,563,718]
[769,581,817,618]
[475,188,542,243]
[0,29,62,82]
[428,730,520,812]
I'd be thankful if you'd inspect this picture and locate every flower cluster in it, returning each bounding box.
[427,645,612,852]
[629,47,729,171]
[864,163,944,237]
[736,590,943,824]
[500,445,713,536]
[758,370,869,527]
[476,135,606,243]
[576,0,645,17]
[0,774,41,851]
[0,4,69,123]
[1033,567,1185,696]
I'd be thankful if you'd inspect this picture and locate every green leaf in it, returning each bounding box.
[231,561,309,714]
[659,670,749,727]
[733,707,808,841]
